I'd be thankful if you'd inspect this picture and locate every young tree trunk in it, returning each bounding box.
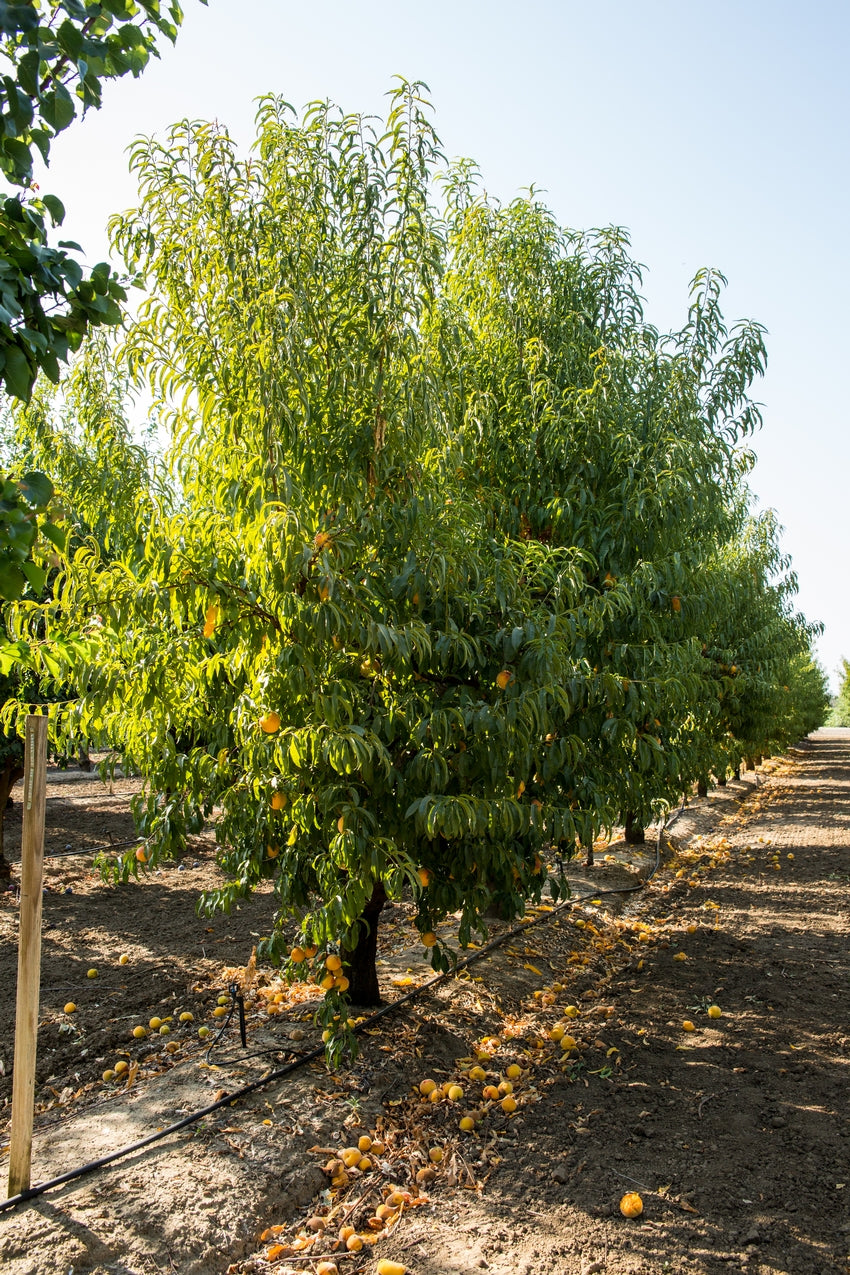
[756,755,763,766]
[744,756,755,772]
[77,745,92,772]
[0,759,24,882]
[624,813,645,845]
[581,839,594,868]
[342,880,387,1006]
[735,765,741,780]
[717,774,727,787]
[697,779,708,798]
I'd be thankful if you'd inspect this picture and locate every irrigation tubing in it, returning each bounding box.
[4,838,144,868]
[0,800,706,1215]
[0,1043,329,1213]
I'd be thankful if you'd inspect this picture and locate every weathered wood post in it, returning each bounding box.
[8,714,48,1197]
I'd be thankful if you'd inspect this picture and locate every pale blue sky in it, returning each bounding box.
[39,0,850,687]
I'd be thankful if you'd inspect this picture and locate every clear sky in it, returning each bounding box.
[39,0,850,687]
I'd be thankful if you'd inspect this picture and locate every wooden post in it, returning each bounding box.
[8,714,48,1198]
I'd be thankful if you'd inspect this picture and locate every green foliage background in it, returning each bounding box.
[828,660,850,726]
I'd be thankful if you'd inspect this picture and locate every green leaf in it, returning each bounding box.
[41,520,67,552]
[0,562,26,600]
[18,472,53,508]
[42,194,65,225]
[21,560,46,594]
[2,344,34,401]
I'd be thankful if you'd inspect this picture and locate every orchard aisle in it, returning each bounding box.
[1,733,849,1275]
[400,730,850,1275]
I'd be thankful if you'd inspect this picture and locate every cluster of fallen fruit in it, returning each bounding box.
[254,986,657,1271]
[262,1128,424,1267]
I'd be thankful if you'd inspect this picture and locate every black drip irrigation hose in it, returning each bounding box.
[39,790,140,804]
[0,1043,330,1213]
[0,815,679,1215]
[4,838,144,868]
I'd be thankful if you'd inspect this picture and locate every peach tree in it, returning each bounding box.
[5,88,602,1035]
[3,86,826,1052]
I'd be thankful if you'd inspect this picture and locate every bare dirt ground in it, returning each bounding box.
[1,730,849,1275]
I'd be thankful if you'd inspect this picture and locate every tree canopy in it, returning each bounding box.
[0,0,198,398]
[2,83,827,1053]
[0,1,200,600]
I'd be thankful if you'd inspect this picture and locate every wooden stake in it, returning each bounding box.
[8,714,48,1198]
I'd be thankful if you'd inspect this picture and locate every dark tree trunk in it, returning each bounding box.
[77,745,92,772]
[697,780,708,798]
[624,813,645,845]
[0,760,24,882]
[735,765,741,780]
[581,839,594,868]
[745,756,755,772]
[756,755,763,766]
[342,880,387,1006]
[717,775,727,787]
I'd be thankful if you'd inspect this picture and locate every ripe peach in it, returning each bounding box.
[619,1191,643,1217]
